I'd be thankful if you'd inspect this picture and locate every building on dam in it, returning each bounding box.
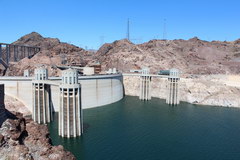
[59,68,83,138]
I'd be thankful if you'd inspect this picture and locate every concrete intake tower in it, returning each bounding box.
[166,68,180,105]
[139,68,151,100]
[32,68,52,124]
[59,68,83,138]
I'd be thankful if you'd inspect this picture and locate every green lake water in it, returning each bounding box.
[48,96,240,160]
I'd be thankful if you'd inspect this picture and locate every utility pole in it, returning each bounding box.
[127,18,130,40]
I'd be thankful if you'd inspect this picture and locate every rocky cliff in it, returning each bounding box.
[123,74,240,107]
[0,111,76,160]
[6,32,94,76]
[5,32,240,76]
[96,38,240,74]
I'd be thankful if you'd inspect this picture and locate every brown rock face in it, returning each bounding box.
[0,133,4,146]
[0,112,76,160]
[6,32,94,77]
[4,95,31,116]
[5,32,240,76]
[0,118,26,141]
[95,38,240,74]
[12,32,60,50]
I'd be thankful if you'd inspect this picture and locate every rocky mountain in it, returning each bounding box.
[6,32,94,76]
[4,32,240,76]
[95,38,240,74]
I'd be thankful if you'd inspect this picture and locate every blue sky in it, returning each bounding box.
[0,0,239,49]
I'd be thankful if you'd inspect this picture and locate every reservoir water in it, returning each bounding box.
[48,96,240,160]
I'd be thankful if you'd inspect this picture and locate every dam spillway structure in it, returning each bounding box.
[0,84,6,126]
[32,67,52,124]
[166,68,180,105]
[59,68,83,138]
[139,68,151,100]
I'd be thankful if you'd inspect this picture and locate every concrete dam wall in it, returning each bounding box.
[0,74,124,112]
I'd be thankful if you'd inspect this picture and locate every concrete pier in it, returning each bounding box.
[0,84,6,126]
[59,69,83,138]
[166,68,180,105]
[139,68,151,100]
[32,68,52,124]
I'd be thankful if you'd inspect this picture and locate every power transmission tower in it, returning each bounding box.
[127,18,130,40]
[99,36,105,48]
[163,19,167,40]
[126,18,142,44]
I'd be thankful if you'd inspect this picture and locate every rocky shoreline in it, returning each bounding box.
[123,74,240,108]
[0,111,76,160]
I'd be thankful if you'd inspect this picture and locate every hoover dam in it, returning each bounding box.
[0,73,124,112]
